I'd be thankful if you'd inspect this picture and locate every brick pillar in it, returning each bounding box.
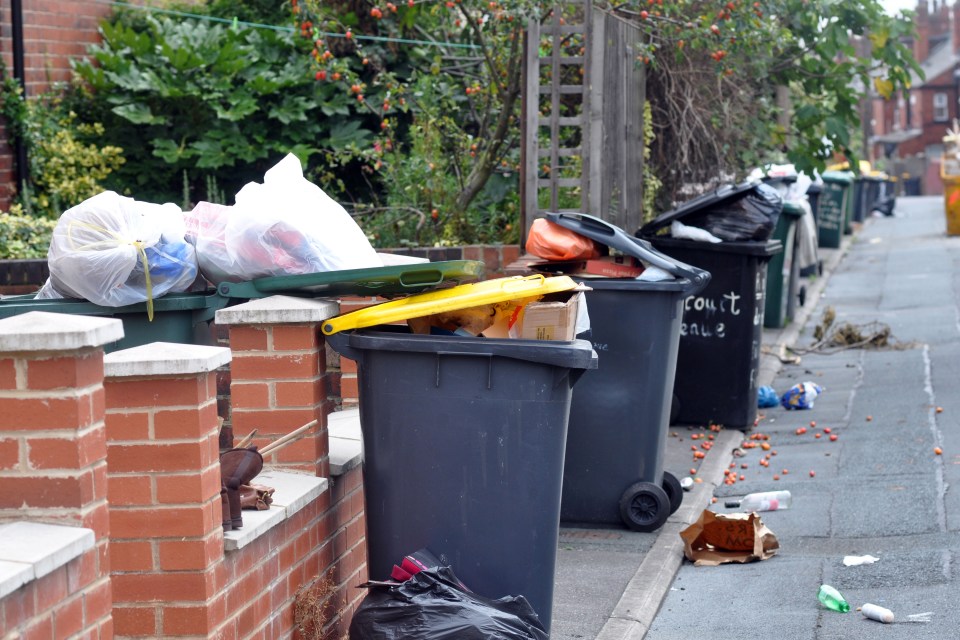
[215,296,339,477]
[103,341,231,638]
[0,310,124,639]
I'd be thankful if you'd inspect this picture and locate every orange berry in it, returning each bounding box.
[936,406,944,413]
[690,468,697,475]
[934,447,943,455]
[809,470,816,477]
[782,469,789,475]
[761,442,771,451]
[810,421,816,427]
[829,434,838,442]
[739,474,745,481]
[815,433,822,439]
[695,477,703,484]
[773,475,780,481]
[823,427,831,434]
[866,415,873,421]
[711,497,718,503]
[691,433,700,440]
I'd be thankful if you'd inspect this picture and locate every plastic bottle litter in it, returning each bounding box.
[725,490,792,512]
[817,584,850,612]
[781,381,823,410]
[861,603,894,623]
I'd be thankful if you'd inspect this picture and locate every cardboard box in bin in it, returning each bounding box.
[531,255,644,279]
[516,292,580,341]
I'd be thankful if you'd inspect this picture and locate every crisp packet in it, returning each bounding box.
[780,381,823,410]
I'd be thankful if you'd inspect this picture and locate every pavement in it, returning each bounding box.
[551,197,960,640]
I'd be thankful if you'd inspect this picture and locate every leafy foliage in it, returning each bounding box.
[295,0,539,245]
[0,64,125,219]
[70,11,376,206]
[605,0,921,210]
[0,213,57,259]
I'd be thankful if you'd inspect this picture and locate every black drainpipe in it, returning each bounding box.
[11,0,29,192]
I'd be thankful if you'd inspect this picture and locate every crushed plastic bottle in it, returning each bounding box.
[861,603,894,623]
[818,584,850,612]
[725,490,792,512]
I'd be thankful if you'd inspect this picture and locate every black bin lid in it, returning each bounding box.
[544,212,711,295]
[638,179,763,237]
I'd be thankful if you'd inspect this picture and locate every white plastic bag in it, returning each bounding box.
[185,154,380,283]
[39,191,198,308]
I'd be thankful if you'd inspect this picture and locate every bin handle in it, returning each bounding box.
[398,269,443,289]
[323,331,363,364]
[546,212,711,295]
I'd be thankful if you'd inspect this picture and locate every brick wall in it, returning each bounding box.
[0,297,367,639]
[0,312,122,639]
[215,296,367,640]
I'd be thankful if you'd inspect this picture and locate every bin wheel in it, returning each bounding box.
[619,482,670,532]
[661,471,683,515]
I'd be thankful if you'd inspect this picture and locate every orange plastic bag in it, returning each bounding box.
[525,218,600,261]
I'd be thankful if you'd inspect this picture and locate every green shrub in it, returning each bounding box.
[0,213,56,259]
[0,67,124,219]
[70,13,376,206]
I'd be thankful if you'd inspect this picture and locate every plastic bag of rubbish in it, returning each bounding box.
[780,381,823,410]
[758,385,779,408]
[684,182,783,242]
[348,565,548,640]
[39,191,198,308]
[184,154,380,283]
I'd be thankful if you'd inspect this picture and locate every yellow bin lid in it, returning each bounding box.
[321,274,579,335]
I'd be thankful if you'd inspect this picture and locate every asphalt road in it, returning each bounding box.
[646,196,959,639]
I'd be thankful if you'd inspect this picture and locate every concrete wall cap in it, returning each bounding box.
[215,295,339,326]
[0,311,124,352]
[104,341,231,377]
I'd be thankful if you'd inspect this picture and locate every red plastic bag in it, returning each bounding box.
[525,218,600,261]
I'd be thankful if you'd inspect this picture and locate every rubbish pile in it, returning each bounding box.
[34,154,381,313]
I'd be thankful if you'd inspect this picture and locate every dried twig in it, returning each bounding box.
[259,420,319,456]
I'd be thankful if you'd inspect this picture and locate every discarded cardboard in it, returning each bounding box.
[529,255,644,279]
[516,292,579,341]
[679,509,779,566]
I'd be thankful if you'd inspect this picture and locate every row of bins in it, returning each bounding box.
[0,191,791,633]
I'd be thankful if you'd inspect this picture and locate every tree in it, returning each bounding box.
[294,0,544,246]
[601,0,921,210]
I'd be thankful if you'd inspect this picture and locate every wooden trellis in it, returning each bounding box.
[521,2,646,243]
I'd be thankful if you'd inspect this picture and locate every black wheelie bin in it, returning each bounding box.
[637,182,783,430]
[322,276,597,633]
[539,212,711,532]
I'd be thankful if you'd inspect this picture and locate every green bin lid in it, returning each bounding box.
[216,260,486,299]
[821,171,853,185]
[781,201,805,217]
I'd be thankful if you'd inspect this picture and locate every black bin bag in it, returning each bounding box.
[684,181,783,241]
[349,566,549,640]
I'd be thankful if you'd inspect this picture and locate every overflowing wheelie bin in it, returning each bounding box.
[539,212,711,532]
[636,181,783,429]
[0,261,486,352]
[322,275,597,632]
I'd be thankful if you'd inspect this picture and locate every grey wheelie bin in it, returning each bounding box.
[541,212,711,533]
[637,183,783,430]
[324,322,596,633]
